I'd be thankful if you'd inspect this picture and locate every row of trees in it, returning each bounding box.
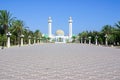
[78,22,120,46]
[1,10,120,46]
[0,10,42,46]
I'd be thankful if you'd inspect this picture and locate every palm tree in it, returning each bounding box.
[0,25,4,35]
[34,30,42,38]
[0,10,14,47]
[115,21,120,29]
[101,24,119,45]
[10,20,24,45]
[12,20,24,35]
[115,21,120,45]
[101,25,113,35]
[78,31,88,43]
[72,35,77,43]
[87,31,99,44]
[0,10,14,34]
[81,31,88,43]
[24,29,34,44]
[34,30,42,43]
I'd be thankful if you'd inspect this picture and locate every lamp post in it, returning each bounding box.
[20,34,24,46]
[95,35,98,45]
[105,34,108,46]
[6,32,11,48]
[88,36,91,45]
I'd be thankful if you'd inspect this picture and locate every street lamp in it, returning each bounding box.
[6,32,11,48]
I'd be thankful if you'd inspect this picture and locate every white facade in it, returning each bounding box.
[48,17,73,43]
[69,17,73,38]
[48,17,52,37]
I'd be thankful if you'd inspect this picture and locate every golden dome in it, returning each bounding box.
[56,29,64,36]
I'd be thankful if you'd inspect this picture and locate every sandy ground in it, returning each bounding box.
[0,44,120,80]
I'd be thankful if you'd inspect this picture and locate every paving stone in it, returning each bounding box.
[0,44,120,80]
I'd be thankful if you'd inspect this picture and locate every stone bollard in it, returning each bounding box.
[88,36,91,45]
[105,34,108,46]
[20,34,24,46]
[28,36,31,45]
[6,32,11,48]
[84,38,86,44]
[95,36,98,45]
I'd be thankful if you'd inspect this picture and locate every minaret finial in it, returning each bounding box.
[48,16,51,20]
[69,16,72,23]
[69,16,72,20]
[48,17,52,23]
[48,17,52,38]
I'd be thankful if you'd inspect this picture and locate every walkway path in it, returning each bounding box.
[0,44,120,80]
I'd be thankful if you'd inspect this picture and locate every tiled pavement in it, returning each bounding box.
[0,44,120,80]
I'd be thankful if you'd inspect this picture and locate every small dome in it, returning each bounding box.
[56,29,64,36]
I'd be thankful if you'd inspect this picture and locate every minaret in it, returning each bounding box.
[69,17,73,38]
[48,17,52,37]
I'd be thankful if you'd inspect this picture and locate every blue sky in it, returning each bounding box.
[0,0,120,35]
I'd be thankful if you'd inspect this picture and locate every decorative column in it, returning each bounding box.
[37,38,39,44]
[20,34,24,46]
[28,36,31,45]
[105,34,108,46]
[69,17,73,41]
[88,36,91,45]
[95,35,98,45]
[84,37,86,44]
[6,32,11,48]
[48,17,52,38]
[40,37,42,43]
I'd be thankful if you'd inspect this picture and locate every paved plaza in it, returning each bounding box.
[0,44,120,80]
